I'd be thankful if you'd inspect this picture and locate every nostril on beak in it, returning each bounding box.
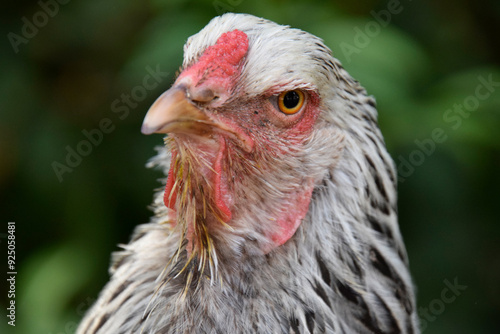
[189,88,218,104]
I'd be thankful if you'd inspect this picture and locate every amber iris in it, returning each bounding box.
[278,90,305,115]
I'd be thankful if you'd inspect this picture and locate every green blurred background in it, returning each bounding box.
[1,0,499,333]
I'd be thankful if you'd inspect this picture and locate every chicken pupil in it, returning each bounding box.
[283,91,300,109]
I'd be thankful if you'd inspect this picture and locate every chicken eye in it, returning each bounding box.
[278,90,305,115]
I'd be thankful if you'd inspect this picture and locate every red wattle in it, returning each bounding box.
[163,150,178,210]
[271,183,315,247]
[163,142,231,223]
[214,138,231,222]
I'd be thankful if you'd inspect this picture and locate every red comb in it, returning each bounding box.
[181,30,249,89]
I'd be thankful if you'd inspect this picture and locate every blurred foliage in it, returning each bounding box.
[0,0,499,333]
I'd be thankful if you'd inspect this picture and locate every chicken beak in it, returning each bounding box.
[142,85,254,152]
[141,85,212,135]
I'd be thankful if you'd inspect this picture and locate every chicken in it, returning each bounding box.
[77,13,419,333]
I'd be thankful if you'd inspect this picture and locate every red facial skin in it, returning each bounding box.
[164,30,322,250]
